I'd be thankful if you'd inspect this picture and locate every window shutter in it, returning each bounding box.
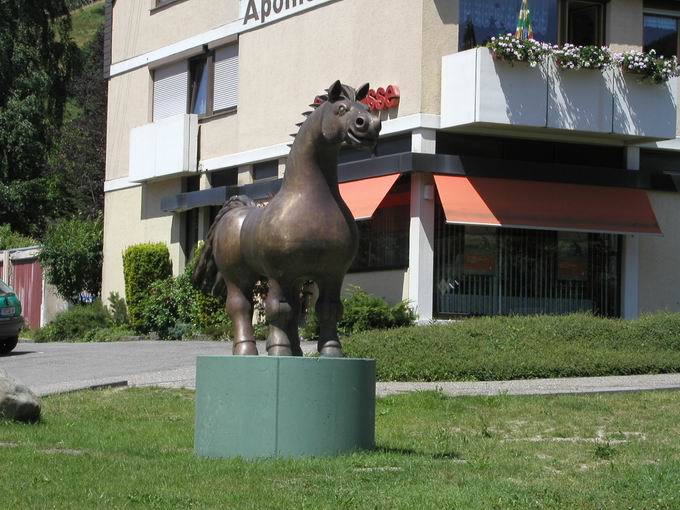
[213,45,239,112]
[153,60,189,121]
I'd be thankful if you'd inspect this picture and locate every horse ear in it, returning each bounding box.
[355,83,370,102]
[327,80,343,101]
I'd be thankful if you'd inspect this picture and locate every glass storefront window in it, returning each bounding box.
[644,15,679,58]
[459,0,558,50]
[434,204,621,317]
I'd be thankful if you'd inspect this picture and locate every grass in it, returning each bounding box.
[344,313,680,382]
[70,0,105,48]
[1,388,679,509]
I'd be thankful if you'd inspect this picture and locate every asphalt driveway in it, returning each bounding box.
[2,340,314,396]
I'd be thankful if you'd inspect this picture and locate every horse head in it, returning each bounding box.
[310,80,382,150]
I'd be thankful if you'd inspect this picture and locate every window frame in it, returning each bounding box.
[643,9,680,58]
[187,44,238,122]
[558,0,607,46]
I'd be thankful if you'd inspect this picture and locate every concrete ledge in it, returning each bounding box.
[195,356,375,459]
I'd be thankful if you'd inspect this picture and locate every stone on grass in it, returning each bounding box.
[0,369,41,423]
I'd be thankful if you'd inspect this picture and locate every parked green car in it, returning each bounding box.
[0,278,23,354]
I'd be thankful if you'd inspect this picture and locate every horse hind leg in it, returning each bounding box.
[264,279,294,356]
[225,279,258,356]
[315,277,344,358]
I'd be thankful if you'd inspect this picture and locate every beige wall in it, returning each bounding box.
[112,0,239,63]
[607,0,644,52]
[106,67,151,180]
[639,191,680,313]
[102,180,183,299]
[343,269,409,305]
[236,0,425,151]
[421,0,458,114]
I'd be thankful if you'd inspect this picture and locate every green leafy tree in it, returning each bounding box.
[39,217,103,304]
[0,224,38,250]
[0,0,77,236]
[49,24,107,219]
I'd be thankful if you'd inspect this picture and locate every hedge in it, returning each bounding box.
[343,313,680,382]
[123,243,172,332]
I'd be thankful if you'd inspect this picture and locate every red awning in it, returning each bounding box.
[433,175,661,235]
[339,174,400,220]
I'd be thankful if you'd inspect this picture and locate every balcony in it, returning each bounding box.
[441,47,678,142]
[129,114,199,183]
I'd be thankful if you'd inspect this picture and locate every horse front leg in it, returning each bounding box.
[226,279,258,356]
[264,279,293,356]
[315,278,344,358]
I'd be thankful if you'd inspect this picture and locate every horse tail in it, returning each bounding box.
[192,195,256,297]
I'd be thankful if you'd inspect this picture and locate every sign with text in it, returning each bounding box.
[240,0,338,28]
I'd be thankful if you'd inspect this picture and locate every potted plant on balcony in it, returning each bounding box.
[486,33,551,68]
[614,49,680,84]
[553,44,612,71]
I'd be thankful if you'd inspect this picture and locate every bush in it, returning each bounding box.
[39,217,103,304]
[300,287,418,341]
[0,224,37,250]
[344,313,680,382]
[123,243,172,332]
[136,243,231,340]
[107,292,129,326]
[33,301,111,343]
[82,325,136,343]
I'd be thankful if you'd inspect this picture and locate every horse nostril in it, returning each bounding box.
[355,117,365,128]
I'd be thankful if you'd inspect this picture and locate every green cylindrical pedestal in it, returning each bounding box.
[195,356,376,459]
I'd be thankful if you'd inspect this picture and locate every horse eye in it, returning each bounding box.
[338,105,347,114]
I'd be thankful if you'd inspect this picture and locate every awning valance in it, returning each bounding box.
[339,174,400,220]
[433,175,661,235]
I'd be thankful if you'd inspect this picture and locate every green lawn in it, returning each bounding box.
[1,388,679,509]
[71,0,105,48]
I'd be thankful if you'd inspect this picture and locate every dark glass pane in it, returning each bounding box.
[434,200,621,317]
[459,0,558,50]
[567,3,602,46]
[190,60,209,115]
[211,168,238,187]
[253,160,279,181]
[350,177,410,271]
[644,15,678,58]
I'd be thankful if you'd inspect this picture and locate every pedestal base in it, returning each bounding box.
[195,356,376,459]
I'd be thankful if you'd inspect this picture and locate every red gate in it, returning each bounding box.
[11,259,43,329]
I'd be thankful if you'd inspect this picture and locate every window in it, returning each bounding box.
[350,176,410,272]
[560,1,605,46]
[210,168,238,187]
[152,43,238,121]
[181,176,200,260]
[434,205,622,317]
[459,0,558,50]
[253,160,279,181]
[644,15,679,58]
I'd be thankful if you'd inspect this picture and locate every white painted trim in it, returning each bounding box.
[9,248,41,261]
[381,114,440,136]
[201,143,290,172]
[637,137,680,152]
[111,0,341,78]
[104,176,142,193]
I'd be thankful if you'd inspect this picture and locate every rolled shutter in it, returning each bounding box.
[213,44,239,112]
[153,60,189,121]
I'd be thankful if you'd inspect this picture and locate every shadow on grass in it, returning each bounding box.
[376,445,463,460]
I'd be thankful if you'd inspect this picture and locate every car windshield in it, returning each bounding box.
[0,278,13,295]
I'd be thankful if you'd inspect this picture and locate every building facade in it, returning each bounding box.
[103,0,680,321]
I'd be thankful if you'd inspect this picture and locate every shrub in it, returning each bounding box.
[301,287,417,341]
[107,291,129,326]
[39,217,103,304]
[344,313,680,382]
[0,224,37,250]
[136,243,231,340]
[123,243,172,332]
[33,301,111,343]
[82,325,136,343]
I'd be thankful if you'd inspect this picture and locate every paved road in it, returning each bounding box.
[3,341,680,397]
[2,340,316,396]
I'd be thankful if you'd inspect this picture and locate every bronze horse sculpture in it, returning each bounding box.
[193,81,382,357]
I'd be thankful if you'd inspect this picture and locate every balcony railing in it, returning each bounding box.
[441,47,678,141]
[129,114,199,183]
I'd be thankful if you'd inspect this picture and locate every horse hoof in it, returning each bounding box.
[319,346,344,358]
[267,345,293,357]
[233,341,259,356]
